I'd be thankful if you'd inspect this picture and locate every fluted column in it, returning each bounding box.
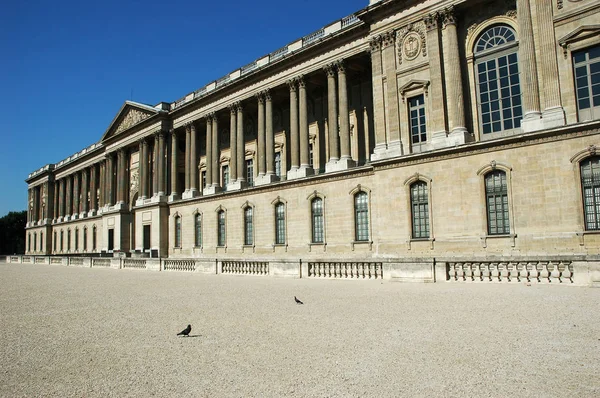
[189,125,198,196]
[141,139,149,199]
[211,115,219,188]
[369,35,387,159]
[535,0,565,127]
[170,129,179,200]
[205,115,213,190]
[73,171,80,217]
[236,104,245,183]
[152,134,159,197]
[82,167,89,214]
[424,12,447,138]
[229,104,238,183]
[99,161,105,207]
[58,179,65,218]
[257,92,266,178]
[382,30,402,153]
[65,175,72,217]
[265,90,275,178]
[298,76,311,173]
[33,187,39,223]
[441,7,467,140]
[517,0,541,129]
[325,64,340,164]
[184,124,191,194]
[289,79,299,173]
[53,182,59,222]
[90,164,97,213]
[107,153,115,206]
[337,60,354,168]
[115,151,123,204]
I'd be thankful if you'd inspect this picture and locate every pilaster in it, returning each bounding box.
[288,79,300,177]
[298,75,314,177]
[169,129,180,202]
[236,104,246,186]
[188,124,198,197]
[337,60,355,170]
[517,0,542,132]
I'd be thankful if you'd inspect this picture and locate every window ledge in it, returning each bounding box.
[308,242,326,252]
[242,245,255,253]
[351,240,373,251]
[576,230,600,245]
[272,243,288,252]
[408,237,434,250]
[480,233,516,248]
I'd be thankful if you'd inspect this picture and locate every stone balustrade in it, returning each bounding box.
[446,261,574,283]
[164,260,196,272]
[222,261,269,275]
[308,261,384,279]
[122,259,147,269]
[92,258,111,267]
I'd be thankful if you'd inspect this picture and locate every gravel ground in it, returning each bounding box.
[0,263,599,398]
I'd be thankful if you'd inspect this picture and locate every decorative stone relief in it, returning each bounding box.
[466,6,517,41]
[396,22,427,65]
[130,166,139,197]
[115,109,151,135]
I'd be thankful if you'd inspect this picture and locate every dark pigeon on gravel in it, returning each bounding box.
[294,296,304,305]
[177,324,191,336]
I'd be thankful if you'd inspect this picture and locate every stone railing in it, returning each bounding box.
[69,258,84,266]
[22,256,32,264]
[163,259,196,272]
[222,261,269,275]
[308,262,384,279]
[10,256,19,262]
[92,258,111,267]
[302,28,325,46]
[122,259,147,269]
[35,257,46,264]
[51,257,63,264]
[446,261,574,283]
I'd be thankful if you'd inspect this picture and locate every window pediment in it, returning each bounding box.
[399,80,429,103]
[558,25,600,58]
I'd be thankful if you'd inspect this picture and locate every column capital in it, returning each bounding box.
[263,89,271,102]
[336,59,346,74]
[205,112,215,122]
[236,102,243,113]
[297,75,306,89]
[381,30,396,48]
[323,63,337,78]
[441,6,458,29]
[255,91,265,103]
[229,103,237,114]
[424,12,440,31]
[369,35,382,52]
[287,79,297,92]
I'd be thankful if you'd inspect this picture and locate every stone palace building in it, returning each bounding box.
[22,0,600,285]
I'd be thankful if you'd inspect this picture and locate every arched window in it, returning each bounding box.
[474,25,522,134]
[410,181,430,239]
[53,231,57,252]
[75,228,79,251]
[580,156,600,230]
[244,207,253,246]
[174,215,182,247]
[60,230,64,252]
[92,226,97,251]
[195,213,202,247]
[354,192,369,241]
[83,228,88,251]
[33,232,37,252]
[311,198,324,243]
[275,202,286,245]
[485,170,510,235]
[67,230,71,251]
[217,210,226,247]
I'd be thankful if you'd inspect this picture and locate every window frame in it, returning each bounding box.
[174,214,182,248]
[572,45,600,122]
[243,204,254,246]
[216,208,227,248]
[307,191,326,246]
[194,212,203,248]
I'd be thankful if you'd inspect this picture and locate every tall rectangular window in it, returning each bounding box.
[201,171,207,190]
[409,95,427,144]
[60,231,64,252]
[108,229,114,251]
[53,231,57,252]
[581,156,600,230]
[67,230,71,251]
[218,211,226,246]
[309,143,314,169]
[275,203,285,244]
[174,216,182,247]
[195,214,202,247]
[83,228,87,251]
[275,152,281,178]
[573,45,600,121]
[40,232,43,251]
[222,165,229,188]
[244,207,253,245]
[75,228,79,251]
[92,227,97,251]
[485,171,510,235]
[33,233,37,252]
[354,192,369,241]
[311,198,324,243]
[410,181,430,239]
[246,159,254,187]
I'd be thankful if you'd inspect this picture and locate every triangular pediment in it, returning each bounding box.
[558,25,600,47]
[101,101,160,141]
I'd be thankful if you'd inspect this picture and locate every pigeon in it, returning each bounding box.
[177,324,191,337]
[294,296,304,305]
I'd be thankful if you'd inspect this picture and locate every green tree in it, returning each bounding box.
[0,211,27,254]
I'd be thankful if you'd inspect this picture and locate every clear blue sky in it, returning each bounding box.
[0,0,368,217]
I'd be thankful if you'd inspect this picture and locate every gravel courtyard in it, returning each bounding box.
[0,263,598,397]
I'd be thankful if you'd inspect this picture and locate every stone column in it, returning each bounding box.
[107,154,115,206]
[43,181,52,223]
[73,171,80,217]
[424,12,448,145]
[99,161,105,208]
[141,139,149,199]
[229,104,238,184]
[157,131,165,197]
[169,129,179,201]
[370,35,387,160]
[265,90,275,180]
[33,186,39,223]
[58,179,65,218]
[535,0,565,128]
[53,182,59,222]
[122,149,129,204]
[204,115,213,192]
[288,79,300,177]
[236,104,245,184]
[441,6,468,144]
[337,60,355,169]
[517,0,542,131]
[382,30,402,155]
[184,124,191,195]
[116,151,123,204]
[211,115,219,189]
[82,167,89,214]
[325,63,340,172]
[298,76,312,176]
[90,164,97,214]
[257,92,266,178]
[152,134,159,197]
[65,175,72,217]
[189,125,198,197]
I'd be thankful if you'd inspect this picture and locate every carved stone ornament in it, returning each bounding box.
[397,22,427,65]
[369,35,382,52]
[424,12,440,32]
[381,30,396,48]
[465,3,517,41]
[130,166,139,196]
[115,109,151,135]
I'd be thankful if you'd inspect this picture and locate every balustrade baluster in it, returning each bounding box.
[539,262,550,282]
[561,262,572,283]
[550,261,561,283]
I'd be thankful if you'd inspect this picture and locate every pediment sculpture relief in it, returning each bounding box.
[114,109,151,135]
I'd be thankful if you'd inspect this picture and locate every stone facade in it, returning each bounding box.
[24,0,600,285]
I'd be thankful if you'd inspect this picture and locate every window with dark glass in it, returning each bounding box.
[222,165,229,188]
[246,159,254,187]
[60,230,64,251]
[53,231,57,252]
[275,202,286,245]
[474,25,522,134]
[75,228,79,251]
[244,207,253,245]
[485,170,510,235]
[354,192,369,241]
[218,210,226,246]
[92,226,97,251]
[275,152,281,178]
[195,214,202,247]
[573,45,600,121]
[40,232,43,251]
[33,232,37,252]
[67,230,71,251]
[201,171,207,190]
[409,95,427,144]
[581,156,600,230]
[174,216,181,247]
[83,228,87,251]
[311,198,324,243]
[410,181,430,239]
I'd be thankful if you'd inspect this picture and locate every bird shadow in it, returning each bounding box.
[181,334,202,338]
